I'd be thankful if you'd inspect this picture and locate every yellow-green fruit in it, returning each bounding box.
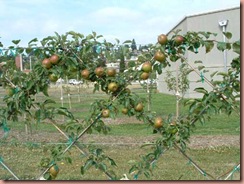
[154,117,163,128]
[121,108,129,114]
[108,82,118,92]
[95,67,104,77]
[141,62,152,73]
[140,72,150,80]
[5,87,15,96]
[157,34,168,45]
[106,68,116,77]
[102,109,110,118]
[48,73,58,82]
[154,51,166,63]
[124,88,131,94]
[81,69,90,80]
[170,128,178,134]
[134,103,143,112]
[49,165,59,179]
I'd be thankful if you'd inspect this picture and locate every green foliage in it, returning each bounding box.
[165,63,190,97]
[128,60,136,68]
[0,30,240,180]
[80,146,117,179]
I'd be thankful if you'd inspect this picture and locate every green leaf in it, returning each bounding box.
[108,157,117,166]
[204,41,214,53]
[42,85,49,96]
[96,35,103,39]
[84,159,94,170]
[17,48,24,54]
[226,43,231,50]
[123,40,132,44]
[92,31,97,38]
[144,171,151,178]
[199,116,205,125]
[28,38,38,45]
[65,156,72,164]
[194,60,202,64]
[232,40,240,54]
[217,42,231,51]
[185,69,193,75]
[198,65,205,71]
[86,34,94,40]
[188,45,194,52]
[156,64,162,75]
[43,99,56,105]
[115,38,120,44]
[198,31,210,39]
[12,39,21,45]
[98,163,107,172]
[95,148,103,156]
[80,166,85,175]
[223,32,232,39]
[217,72,228,77]
[184,99,196,106]
[54,32,61,41]
[203,69,209,73]
[35,109,41,123]
[55,107,74,119]
[129,165,137,174]
[26,47,33,54]
[210,71,218,78]
[194,87,208,94]
[217,42,225,51]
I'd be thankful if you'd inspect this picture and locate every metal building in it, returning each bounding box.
[157,6,240,98]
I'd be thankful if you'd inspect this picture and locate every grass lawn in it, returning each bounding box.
[0,84,240,180]
[0,144,240,180]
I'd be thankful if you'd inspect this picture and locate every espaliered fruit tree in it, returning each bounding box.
[0,30,240,180]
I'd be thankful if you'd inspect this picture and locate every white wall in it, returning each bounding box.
[157,7,240,98]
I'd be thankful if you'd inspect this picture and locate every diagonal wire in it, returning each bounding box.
[173,144,215,180]
[0,156,20,180]
[224,163,240,180]
[216,163,240,180]
[48,118,87,155]
[36,86,128,180]
[180,56,240,117]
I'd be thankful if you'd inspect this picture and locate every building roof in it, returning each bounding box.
[166,6,240,35]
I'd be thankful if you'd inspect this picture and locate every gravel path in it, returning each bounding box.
[1,130,240,149]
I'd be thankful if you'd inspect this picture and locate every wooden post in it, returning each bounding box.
[175,64,180,120]
[77,74,81,102]
[68,93,72,109]
[60,80,64,108]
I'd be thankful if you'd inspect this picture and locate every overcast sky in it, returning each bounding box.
[0,0,240,47]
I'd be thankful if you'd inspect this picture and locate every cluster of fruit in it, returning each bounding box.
[140,62,152,80]
[151,34,184,130]
[81,66,144,118]
[81,66,119,118]
[102,101,144,118]
[155,34,184,62]
[42,54,60,69]
[42,54,60,82]
[81,67,119,92]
